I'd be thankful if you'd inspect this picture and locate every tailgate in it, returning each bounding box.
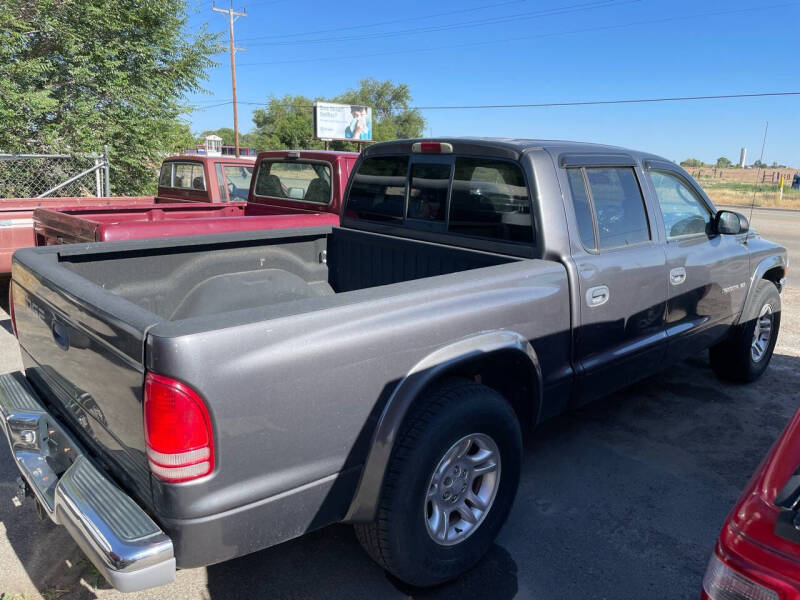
[11,248,163,508]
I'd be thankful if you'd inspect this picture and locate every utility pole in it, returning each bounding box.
[212,1,246,158]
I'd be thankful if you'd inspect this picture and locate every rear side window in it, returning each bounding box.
[585,168,649,249]
[568,167,649,250]
[566,168,596,250]
[172,162,205,191]
[347,156,409,221]
[448,158,532,243]
[158,164,172,187]
[254,160,331,204]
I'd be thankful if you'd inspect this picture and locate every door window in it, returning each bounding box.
[585,167,650,250]
[648,170,712,239]
[566,168,596,250]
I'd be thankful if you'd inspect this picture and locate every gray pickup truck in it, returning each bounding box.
[1,138,787,591]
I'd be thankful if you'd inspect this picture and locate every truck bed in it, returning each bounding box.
[55,227,515,320]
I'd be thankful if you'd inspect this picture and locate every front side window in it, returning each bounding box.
[407,163,450,222]
[254,160,331,204]
[346,156,409,221]
[158,163,172,187]
[584,167,650,249]
[222,165,254,201]
[172,162,205,191]
[648,170,712,239]
[448,158,532,242]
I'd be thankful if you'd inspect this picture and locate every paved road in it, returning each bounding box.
[1,207,799,600]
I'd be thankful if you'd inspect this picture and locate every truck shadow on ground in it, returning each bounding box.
[204,351,800,600]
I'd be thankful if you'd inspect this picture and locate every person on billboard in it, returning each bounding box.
[345,106,371,140]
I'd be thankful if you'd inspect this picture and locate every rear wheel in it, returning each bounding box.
[710,279,781,383]
[355,379,522,587]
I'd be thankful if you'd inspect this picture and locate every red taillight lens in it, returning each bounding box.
[8,283,16,337]
[144,373,214,483]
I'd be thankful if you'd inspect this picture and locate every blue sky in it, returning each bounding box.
[186,0,800,166]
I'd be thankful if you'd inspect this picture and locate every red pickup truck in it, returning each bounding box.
[33,150,359,246]
[0,155,256,272]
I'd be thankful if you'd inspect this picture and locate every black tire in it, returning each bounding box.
[710,279,781,383]
[354,379,522,587]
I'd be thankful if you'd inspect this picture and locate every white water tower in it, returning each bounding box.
[205,134,222,157]
[739,147,747,168]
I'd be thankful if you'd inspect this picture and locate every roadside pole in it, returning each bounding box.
[213,1,246,158]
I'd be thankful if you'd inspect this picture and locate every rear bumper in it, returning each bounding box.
[0,372,175,592]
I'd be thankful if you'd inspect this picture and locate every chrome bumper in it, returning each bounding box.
[0,372,175,592]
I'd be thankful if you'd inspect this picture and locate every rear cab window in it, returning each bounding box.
[170,162,206,191]
[344,154,534,247]
[253,159,332,205]
[566,165,650,251]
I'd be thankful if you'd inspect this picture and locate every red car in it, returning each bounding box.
[703,403,800,599]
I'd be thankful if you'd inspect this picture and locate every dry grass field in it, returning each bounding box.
[684,168,800,209]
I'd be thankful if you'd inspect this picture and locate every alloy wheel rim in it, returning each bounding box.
[424,433,501,546]
[751,303,773,363]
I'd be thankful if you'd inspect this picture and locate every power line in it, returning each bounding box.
[243,0,631,47]
[237,0,526,42]
[190,91,800,112]
[237,2,796,67]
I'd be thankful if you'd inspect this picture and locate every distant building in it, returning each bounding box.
[739,147,747,168]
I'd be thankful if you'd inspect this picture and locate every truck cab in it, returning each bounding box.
[156,155,256,203]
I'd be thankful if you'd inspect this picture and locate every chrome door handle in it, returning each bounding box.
[670,267,687,286]
[586,285,610,307]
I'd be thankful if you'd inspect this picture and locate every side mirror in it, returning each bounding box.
[715,210,749,235]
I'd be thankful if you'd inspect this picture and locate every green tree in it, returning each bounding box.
[680,158,705,168]
[0,0,217,194]
[248,79,426,152]
[715,157,732,168]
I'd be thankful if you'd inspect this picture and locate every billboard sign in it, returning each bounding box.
[314,102,372,141]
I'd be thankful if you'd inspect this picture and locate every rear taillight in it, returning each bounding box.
[144,373,214,483]
[8,283,16,337]
[703,554,779,600]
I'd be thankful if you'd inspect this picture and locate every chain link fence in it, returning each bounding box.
[0,152,110,198]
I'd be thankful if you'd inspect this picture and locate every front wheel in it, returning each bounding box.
[355,379,522,587]
[710,279,781,383]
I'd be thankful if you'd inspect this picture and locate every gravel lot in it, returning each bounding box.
[1,207,798,600]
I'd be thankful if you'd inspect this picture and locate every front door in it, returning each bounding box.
[564,163,668,404]
[643,163,750,361]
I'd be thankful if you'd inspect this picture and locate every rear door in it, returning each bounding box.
[559,156,668,403]
[643,162,750,361]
